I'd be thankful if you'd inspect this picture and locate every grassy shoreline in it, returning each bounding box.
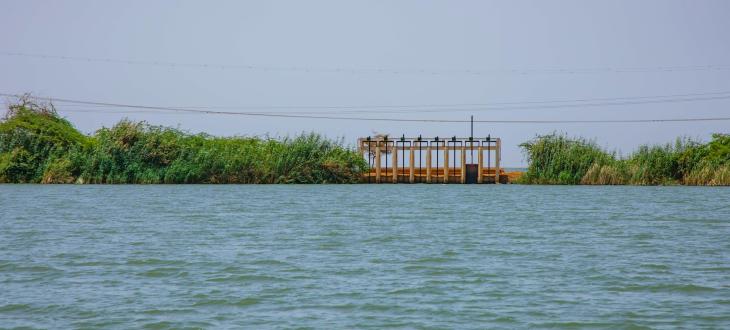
[0,99,366,184]
[518,133,730,186]
[2,99,728,185]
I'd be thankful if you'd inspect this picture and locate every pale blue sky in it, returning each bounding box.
[2,0,729,165]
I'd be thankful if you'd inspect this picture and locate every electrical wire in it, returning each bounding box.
[34,90,730,111]
[3,92,729,123]
[3,90,730,115]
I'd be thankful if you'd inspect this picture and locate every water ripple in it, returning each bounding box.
[0,184,728,328]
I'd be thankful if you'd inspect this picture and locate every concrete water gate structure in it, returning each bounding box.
[358,135,505,184]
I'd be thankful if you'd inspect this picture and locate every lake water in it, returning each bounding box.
[1,185,729,329]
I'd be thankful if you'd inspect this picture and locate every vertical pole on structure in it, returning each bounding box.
[400,135,405,183]
[461,144,466,183]
[495,138,501,184]
[366,137,372,183]
[434,137,440,183]
[443,138,450,184]
[426,143,432,183]
[418,135,422,183]
[478,143,484,183]
[375,139,381,183]
[451,136,456,184]
[487,135,491,183]
[409,139,415,184]
[384,136,389,183]
[392,138,398,184]
[470,116,474,161]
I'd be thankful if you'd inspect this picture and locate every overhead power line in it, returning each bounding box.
[3,51,730,75]
[146,91,730,115]
[3,90,730,115]
[3,92,730,124]
[40,90,730,112]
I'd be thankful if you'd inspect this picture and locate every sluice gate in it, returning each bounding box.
[358,135,506,184]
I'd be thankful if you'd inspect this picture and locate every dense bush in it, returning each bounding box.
[0,100,366,184]
[519,133,730,185]
[518,134,615,184]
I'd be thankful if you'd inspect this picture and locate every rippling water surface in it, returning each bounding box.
[1,185,729,329]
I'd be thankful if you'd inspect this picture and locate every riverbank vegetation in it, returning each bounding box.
[519,133,730,185]
[0,98,366,183]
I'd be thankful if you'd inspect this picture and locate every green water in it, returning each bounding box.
[1,185,729,329]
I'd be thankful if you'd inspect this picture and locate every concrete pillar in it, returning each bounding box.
[409,145,415,183]
[495,138,501,184]
[443,147,449,184]
[426,146,432,183]
[392,143,398,184]
[477,146,484,183]
[461,146,466,184]
[375,142,381,183]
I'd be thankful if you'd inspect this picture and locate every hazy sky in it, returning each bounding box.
[2,0,729,166]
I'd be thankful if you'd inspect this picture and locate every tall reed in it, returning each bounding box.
[519,133,615,184]
[1,101,366,184]
[519,133,729,186]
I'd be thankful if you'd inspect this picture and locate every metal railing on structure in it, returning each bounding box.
[358,135,503,184]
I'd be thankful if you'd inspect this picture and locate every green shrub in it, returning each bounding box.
[0,99,366,184]
[41,157,75,184]
[520,133,729,186]
[519,133,614,184]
